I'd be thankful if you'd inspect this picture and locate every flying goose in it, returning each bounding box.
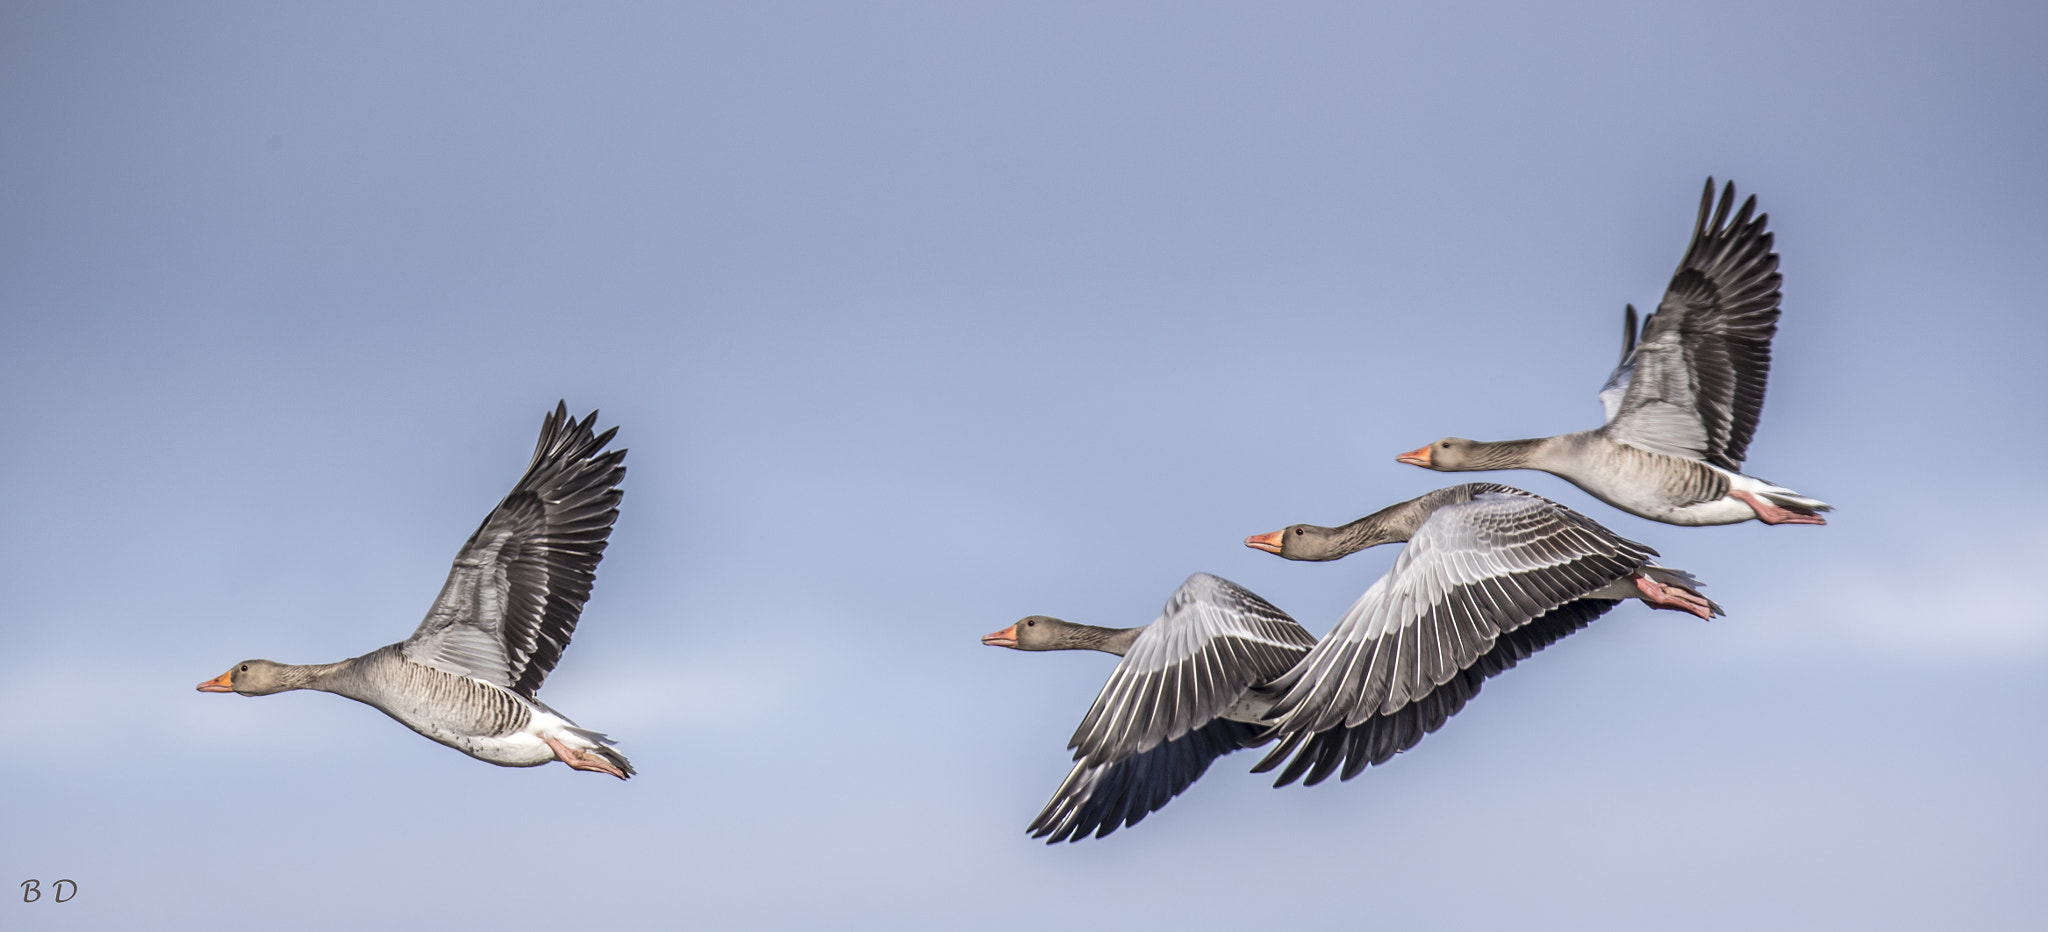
[1242,483,1719,786]
[981,572,1317,842]
[984,486,1717,838]
[197,402,634,779]
[1398,179,1830,526]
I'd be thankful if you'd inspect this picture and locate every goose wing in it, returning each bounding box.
[1028,573,1316,842]
[1258,489,1654,742]
[1596,304,1640,423]
[1067,572,1317,764]
[403,403,627,699]
[1028,718,1264,843]
[1602,178,1783,471]
[1251,597,1618,786]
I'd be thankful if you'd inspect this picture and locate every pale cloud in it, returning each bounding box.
[1792,535,2048,656]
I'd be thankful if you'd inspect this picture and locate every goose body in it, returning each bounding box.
[297,646,593,769]
[1399,179,1830,527]
[198,403,634,779]
[1242,483,1720,786]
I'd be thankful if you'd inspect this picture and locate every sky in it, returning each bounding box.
[3,2,2045,929]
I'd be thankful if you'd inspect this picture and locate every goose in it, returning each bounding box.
[1397,179,1830,526]
[1241,482,1719,786]
[197,402,635,779]
[980,572,1317,842]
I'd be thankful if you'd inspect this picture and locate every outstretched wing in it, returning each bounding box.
[1251,597,1617,786]
[1029,718,1265,843]
[1602,178,1783,471]
[403,402,627,699]
[1028,573,1316,842]
[1257,489,1654,741]
[1067,573,1317,763]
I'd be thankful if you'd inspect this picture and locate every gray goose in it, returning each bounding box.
[981,573,1317,842]
[1398,179,1830,527]
[198,402,634,779]
[1242,483,1718,786]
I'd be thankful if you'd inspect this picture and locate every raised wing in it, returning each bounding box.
[1029,718,1263,843]
[403,403,627,698]
[1251,597,1617,786]
[1603,178,1783,471]
[1257,489,1654,742]
[1597,304,1640,423]
[1066,573,1317,764]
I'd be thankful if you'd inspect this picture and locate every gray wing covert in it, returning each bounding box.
[1028,572,1315,842]
[1604,178,1782,471]
[403,403,627,699]
[1066,573,1317,764]
[1258,490,1653,743]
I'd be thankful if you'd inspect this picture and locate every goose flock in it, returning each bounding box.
[985,178,1827,842]
[193,178,1824,845]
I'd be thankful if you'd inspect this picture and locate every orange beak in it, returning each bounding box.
[197,670,235,693]
[1244,530,1285,554]
[1396,444,1434,467]
[981,624,1019,648]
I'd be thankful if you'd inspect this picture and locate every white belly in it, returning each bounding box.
[369,686,590,768]
[449,731,556,767]
[1640,494,1762,526]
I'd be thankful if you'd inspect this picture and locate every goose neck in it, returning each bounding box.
[1060,624,1144,656]
[1461,437,1555,470]
[288,658,362,696]
[1328,493,1443,553]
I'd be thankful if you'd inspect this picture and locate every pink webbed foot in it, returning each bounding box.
[543,735,629,780]
[1632,574,1717,621]
[1729,490,1828,526]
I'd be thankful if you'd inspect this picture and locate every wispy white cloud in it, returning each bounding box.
[1788,534,2048,656]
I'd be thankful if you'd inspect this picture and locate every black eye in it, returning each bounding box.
[1293,528,1303,535]
[1025,620,1036,627]
[1440,441,1451,448]
[240,664,249,672]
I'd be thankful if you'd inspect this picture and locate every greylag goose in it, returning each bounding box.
[1397,179,1830,526]
[981,573,1317,842]
[1242,483,1718,786]
[197,402,635,779]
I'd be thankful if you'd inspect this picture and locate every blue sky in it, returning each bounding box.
[4,2,2045,929]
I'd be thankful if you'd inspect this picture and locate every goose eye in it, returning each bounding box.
[1293,528,1303,535]
[1025,619,1036,627]
[240,664,249,672]
[1440,441,1451,448]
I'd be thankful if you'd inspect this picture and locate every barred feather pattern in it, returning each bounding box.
[335,645,534,739]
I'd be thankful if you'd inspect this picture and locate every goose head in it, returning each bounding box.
[196,660,296,696]
[981,616,1142,655]
[982,616,1082,651]
[1397,438,1471,470]
[1396,438,1542,472]
[1243,524,1369,561]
